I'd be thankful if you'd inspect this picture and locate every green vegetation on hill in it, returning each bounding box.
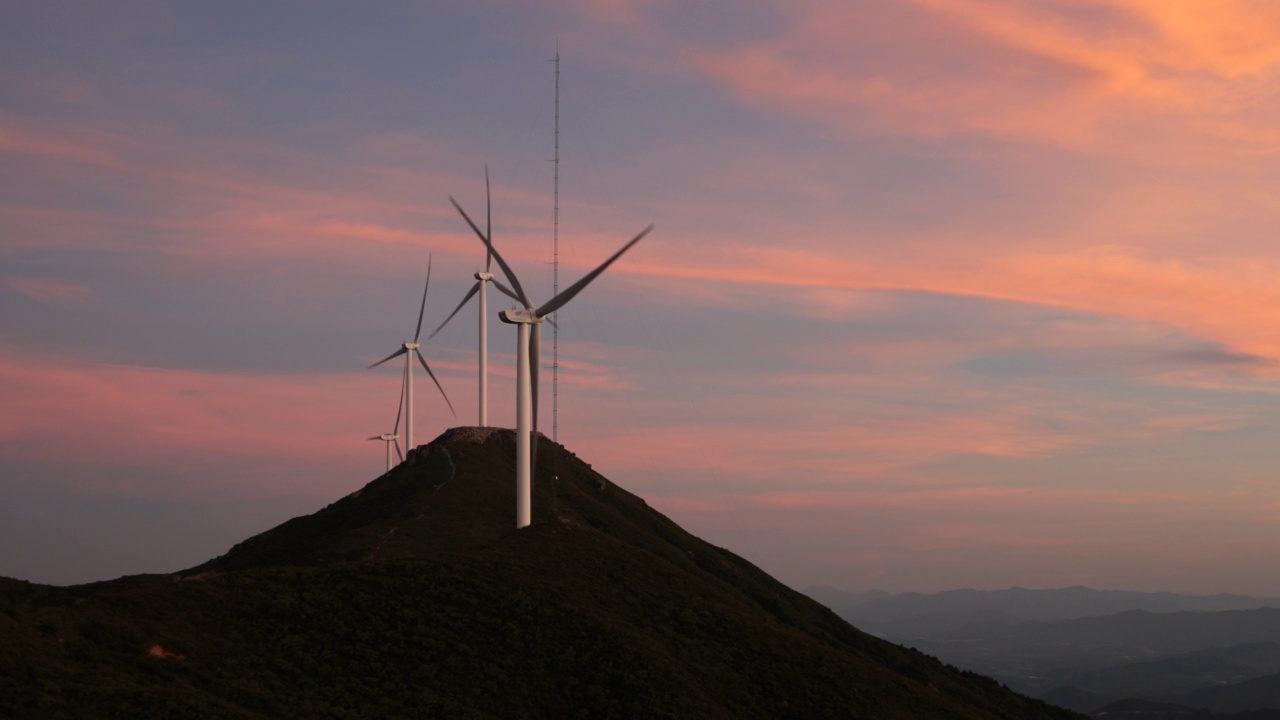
[1,428,1081,719]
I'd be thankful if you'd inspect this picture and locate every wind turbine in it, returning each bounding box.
[370,431,402,472]
[368,363,407,472]
[368,255,456,452]
[429,167,521,427]
[450,193,652,529]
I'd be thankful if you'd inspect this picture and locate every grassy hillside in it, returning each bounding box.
[1,427,1081,719]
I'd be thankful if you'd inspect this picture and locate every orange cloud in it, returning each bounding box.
[1113,0,1280,76]
[694,0,1280,149]
[622,238,1280,368]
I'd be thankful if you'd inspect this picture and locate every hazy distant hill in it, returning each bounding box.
[1174,670,1280,714]
[1038,643,1280,712]
[931,607,1280,653]
[1075,642,1280,699]
[898,608,1280,698]
[0,427,1079,719]
[1086,698,1280,720]
[1084,698,1213,718]
[805,585,1280,638]
[806,585,1280,715]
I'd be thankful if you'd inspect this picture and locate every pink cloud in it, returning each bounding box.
[0,350,457,497]
[7,277,92,303]
[0,117,117,165]
[0,111,639,292]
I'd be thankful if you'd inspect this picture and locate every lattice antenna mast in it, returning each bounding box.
[551,43,561,444]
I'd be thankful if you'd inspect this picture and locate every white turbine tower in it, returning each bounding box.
[368,256,456,452]
[368,363,407,472]
[430,167,521,427]
[450,194,652,529]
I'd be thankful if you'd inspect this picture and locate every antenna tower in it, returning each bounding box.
[552,44,560,444]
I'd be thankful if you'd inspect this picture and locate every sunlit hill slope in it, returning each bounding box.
[0,427,1081,719]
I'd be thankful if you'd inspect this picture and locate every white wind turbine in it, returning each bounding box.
[368,255,456,452]
[429,167,521,427]
[450,193,652,529]
[368,363,407,472]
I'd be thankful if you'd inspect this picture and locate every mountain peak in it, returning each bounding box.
[4,428,1082,719]
[186,426,735,580]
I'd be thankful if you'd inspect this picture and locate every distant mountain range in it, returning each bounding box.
[806,585,1280,634]
[0,427,1078,719]
[805,585,1280,717]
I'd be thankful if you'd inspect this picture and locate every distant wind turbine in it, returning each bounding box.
[368,363,407,472]
[368,255,456,452]
[429,167,521,427]
[450,193,651,528]
[369,432,402,473]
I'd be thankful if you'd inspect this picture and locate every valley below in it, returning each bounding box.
[807,585,1280,717]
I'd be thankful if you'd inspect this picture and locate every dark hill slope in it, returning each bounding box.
[1,428,1080,719]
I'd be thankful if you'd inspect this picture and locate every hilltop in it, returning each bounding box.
[1,427,1080,719]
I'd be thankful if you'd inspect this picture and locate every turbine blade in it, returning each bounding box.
[367,436,381,441]
[485,164,493,273]
[536,224,653,318]
[368,346,408,369]
[450,196,530,308]
[491,279,521,303]
[416,348,456,418]
[394,439,404,463]
[414,255,432,342]
[429,281,481,339]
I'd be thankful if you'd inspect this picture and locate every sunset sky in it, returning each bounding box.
[5,0,1280,595]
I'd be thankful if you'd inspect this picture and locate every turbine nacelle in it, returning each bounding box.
[403,342,420,350]
[475,271,494,281]
[499,308,544,325]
